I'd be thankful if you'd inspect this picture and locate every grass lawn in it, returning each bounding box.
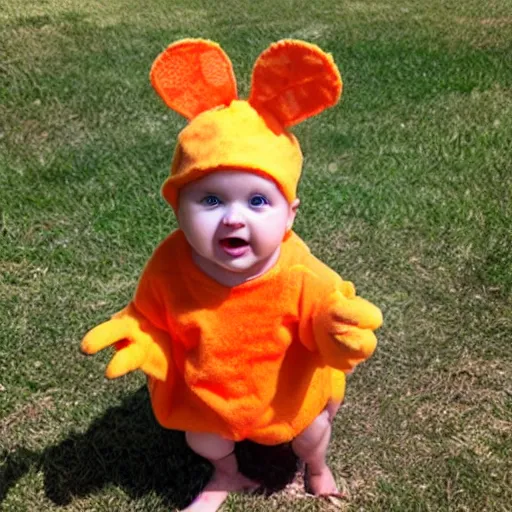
[1,0,511,510]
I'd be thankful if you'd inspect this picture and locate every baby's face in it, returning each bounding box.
[178,170,299,284]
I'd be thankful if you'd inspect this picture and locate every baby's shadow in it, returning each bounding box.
[1,387,299,508]
[44,387,207,508]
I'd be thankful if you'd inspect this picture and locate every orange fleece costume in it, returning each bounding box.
[81,39,383,445]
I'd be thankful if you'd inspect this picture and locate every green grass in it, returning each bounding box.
[1,0,511,510]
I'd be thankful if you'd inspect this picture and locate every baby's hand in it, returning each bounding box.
[81,304,170,381]
[313,290,383,372]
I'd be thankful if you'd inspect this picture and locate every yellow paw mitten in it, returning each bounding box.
[81,303,172,381]
[313,289,383,372]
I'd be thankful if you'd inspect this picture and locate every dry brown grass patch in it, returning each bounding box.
[1,102,88,158]
[2,23,65,64]
[480,17,512,27]
[326,354,511,507]
[0,396,56,451]
[408,357,511,461]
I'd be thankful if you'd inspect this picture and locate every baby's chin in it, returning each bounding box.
[215,251,280,279]
[215,257,261,274]
[192,245,281,285]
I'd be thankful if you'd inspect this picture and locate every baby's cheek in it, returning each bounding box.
[263,213,288,242]
[193,214,219,239]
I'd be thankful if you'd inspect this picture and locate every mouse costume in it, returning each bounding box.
[81,39,382,445]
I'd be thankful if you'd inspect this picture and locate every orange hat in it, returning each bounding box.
[150,39,342,210]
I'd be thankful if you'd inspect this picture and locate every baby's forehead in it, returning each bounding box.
[184,170,281,193]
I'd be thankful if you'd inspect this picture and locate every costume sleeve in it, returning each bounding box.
[132,257,168,332]
[81,241,174,381]
[118,242,174,379]
[297,259,382,372]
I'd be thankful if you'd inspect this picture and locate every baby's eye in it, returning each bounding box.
[249,194,269,207]
[201,195,221,207]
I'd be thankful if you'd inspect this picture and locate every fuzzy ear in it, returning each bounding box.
[150,39,238,120]
[249,40,342,127]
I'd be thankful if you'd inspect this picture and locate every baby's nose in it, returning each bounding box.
[222,205,245,228]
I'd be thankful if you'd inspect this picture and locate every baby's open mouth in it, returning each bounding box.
[220,237,249,248]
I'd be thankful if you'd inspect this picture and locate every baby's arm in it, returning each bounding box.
[81,251,173,382]
[81,302,171,380]
[311,283,382,372]
[298,262,382,373]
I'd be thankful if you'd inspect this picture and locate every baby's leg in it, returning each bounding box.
[291,400,342,496]
[181,431,259,512]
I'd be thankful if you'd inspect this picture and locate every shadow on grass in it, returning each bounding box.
[0,387,299,508]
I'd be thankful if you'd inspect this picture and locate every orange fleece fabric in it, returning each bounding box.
[82,230,382,445]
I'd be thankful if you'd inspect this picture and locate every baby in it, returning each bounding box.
[81,39,383,512]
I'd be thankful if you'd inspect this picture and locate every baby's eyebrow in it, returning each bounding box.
[251,189,274,197]
[199,190,222,196]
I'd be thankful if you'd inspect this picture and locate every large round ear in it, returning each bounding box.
[249,40,342,128]
[150,39,238,120]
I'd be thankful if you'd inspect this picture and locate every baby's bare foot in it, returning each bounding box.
[181,470,259,512]
[305,464,341,496]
